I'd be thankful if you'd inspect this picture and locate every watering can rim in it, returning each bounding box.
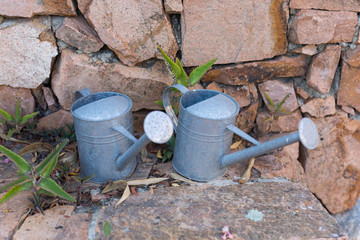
[71,91,133,122]
[179,88,240,121]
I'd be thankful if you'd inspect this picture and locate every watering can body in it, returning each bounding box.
[71,90,136,183]
[163,84,319,182]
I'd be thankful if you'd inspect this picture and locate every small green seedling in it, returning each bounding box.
[263,92,292,121]
[0,99,39,140]
[158,46,217,87]
[103,221,112,237]
[0,139,76,205]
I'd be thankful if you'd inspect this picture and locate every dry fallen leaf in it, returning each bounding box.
[140,148,147,162]
[115,185,130,207]
[19,142,52,156]
[171,183,180,187]
[230,140,242,150]
[169,173,197,184]
[239,158,255,184]
[131,187,138,195]
[156,150,163,159]
[102,180,128,194]
[127,178,168,186]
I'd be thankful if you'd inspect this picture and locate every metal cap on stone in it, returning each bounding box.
[144,111,173,144]
[299,118,319,150]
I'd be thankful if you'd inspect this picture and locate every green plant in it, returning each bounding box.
[0,139,76,205]
[263,92,292,121]
[103,221,112,237]
[0,99,39,140]
[156,46,217,162]
[57,124,76,142]
[158,46,217,87]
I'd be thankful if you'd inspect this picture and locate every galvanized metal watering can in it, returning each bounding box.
[163,84,319,181]
[72,89,173,183]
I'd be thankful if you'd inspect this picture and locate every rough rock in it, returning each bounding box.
[13,205,89,240]
[35,109,73,132]
[205,82,222,92]
[236,102,259,133]
[292,44,318,56]
[95,181,347,239]
[254,133,306,186]
[289,10,357,44]
[42,86,57,111]
[78,0,178,66]
[164,0,183,14]
[181,0,288,66]
[132,110,149,134]
[0,192,33,240]
[0,17,3,24]
[256,109,303,134]
[52,49,173,111]
[202,55,307,85]
[301,111,360,214]
[0,0,76,18]
[0,86,35,118]
[338,46,360,112]
[0,18,58,88]
[341,106,356,116]
[334,197,360,240]
[187,82,204,91]
[55,15,104,53]
[300,96,336,118]
[223,85,251,108]
[258,79,299,112]
[31,86,47,110]
[296,86,310,100]
[307,45,341,94]
[290,0,360,12]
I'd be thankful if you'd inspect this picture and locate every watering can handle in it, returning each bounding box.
[75,88,92,101]
[163,84,190,133]
[226,124,261,146]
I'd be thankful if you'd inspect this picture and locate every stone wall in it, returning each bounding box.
[1,0,360,214]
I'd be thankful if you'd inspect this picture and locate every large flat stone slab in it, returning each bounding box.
[0,17,58,88]
[181,0,288,66]
[95,181,347,239]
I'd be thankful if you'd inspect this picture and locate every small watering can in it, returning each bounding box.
[72,89,173,183]
[163,84,319,181]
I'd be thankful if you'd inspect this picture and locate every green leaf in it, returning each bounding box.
[0,184,30,205]
[158,46,181,79]
[189,58,217,86]
[279,107,292,115]
[276,94,290,111]
[175,58,188,87]
[37,188,56,197]
[5,128,18,141]
[0,175,31,192]
[0,109,13,122]
[40,152,59,178]
[264,92,275,108]
[103,221,112,237]
[154,100,164,108]
[14,99,21,123]
[36,139,69,175]
[0,118,5,125]
[38,178,76,202]
[72,174,95,184]
[19,112,38,125]
[0,145,31,174]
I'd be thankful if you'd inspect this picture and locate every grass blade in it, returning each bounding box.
[0,184,29,204]
[40,152,59,178]
[175,58,188,87]
[5,128,18,141]
[39,178,76,202]
[19,112,39,125]
[264,92,275,108]
[0,145,31,174]
[158,46,181,78]
[0,109,13,122]
[0,175,31,192]
[35,139,68,175]
[189,58,217,86]
[276,94,290,111]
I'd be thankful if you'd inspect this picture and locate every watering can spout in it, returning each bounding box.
[115,111,173,170]
[220,118,319,168]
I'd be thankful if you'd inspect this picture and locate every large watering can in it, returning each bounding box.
[72,89,173,183]
[163,84,319,181]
